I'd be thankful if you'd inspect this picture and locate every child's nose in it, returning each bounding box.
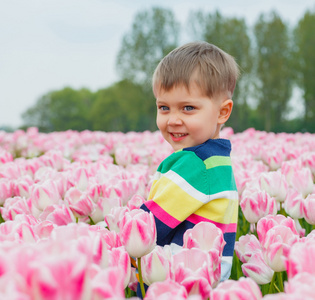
[167,114,183,125]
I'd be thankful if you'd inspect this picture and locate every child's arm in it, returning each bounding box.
[141,149,238,280]
[141,151,210,245]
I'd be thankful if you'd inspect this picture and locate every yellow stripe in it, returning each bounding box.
[194,198,238,224]
[148,176,204,222]
[204,156,232,169]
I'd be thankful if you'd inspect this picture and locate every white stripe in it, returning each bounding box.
[164,170,210,203]
[209,190,239,201]
[221,256,233,263]
[154,170,238,204]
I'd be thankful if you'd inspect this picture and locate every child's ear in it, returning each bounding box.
[218,99,233,124]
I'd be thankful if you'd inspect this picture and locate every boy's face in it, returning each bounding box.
[156,83,224,151]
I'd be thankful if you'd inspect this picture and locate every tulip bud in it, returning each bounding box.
[303,193,315,225]
[240,190,277,224]
[242,251,274,284]
[235,234,262,263]
[141,245,171,285]
[145,279,188,300]
[210,277,262,300]
[119,209,156,258]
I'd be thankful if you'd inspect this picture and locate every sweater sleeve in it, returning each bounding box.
[140,151,210,246]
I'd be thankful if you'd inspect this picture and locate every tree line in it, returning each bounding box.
[21,7,315,133]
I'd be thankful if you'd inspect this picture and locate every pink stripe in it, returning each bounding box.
[186,214,237,233]
[144,201,180,229]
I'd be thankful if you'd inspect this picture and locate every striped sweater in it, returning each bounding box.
[141,138,238,280]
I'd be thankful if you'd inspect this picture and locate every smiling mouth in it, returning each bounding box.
[169,133,188,142]
[171,133,188,138]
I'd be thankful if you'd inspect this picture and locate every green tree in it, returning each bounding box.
[115,7,180,130]
[254,11,293,132]
[22,87,95,132]
[294,9,315,132]
[187,10,253,132]
[116,7,180,87]
[89,80,155,132]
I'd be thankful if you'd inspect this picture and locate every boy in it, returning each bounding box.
[141,41,239,281]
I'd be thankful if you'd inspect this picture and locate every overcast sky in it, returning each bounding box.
[1,0,314,129]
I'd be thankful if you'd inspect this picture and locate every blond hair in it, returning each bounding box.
[152,41,240,99]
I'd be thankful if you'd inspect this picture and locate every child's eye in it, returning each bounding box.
[158,105,169,111]
[184,106,195,111]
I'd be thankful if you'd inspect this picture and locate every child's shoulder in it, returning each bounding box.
[183,138,232,161]
[157,148,205,174]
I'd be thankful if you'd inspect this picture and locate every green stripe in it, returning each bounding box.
[206,165,237,194]
[158,151,209,194]
[204,156,232,169]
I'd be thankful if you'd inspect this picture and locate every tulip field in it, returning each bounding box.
[0,127,314,299]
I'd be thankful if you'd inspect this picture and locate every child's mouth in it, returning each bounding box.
[170,133,188,141]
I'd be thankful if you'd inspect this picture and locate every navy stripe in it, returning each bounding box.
[223,232,236,256]
[184,139,231,161]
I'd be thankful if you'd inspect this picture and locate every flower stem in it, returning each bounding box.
[277,271,284,292]
[268,272,277,294]
[88,216,95,225]
[137,257,146,299]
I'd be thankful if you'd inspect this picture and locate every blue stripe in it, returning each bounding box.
[184,139,231,161]
[223,232,236,256]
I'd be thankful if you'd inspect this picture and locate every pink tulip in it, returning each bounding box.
[210,277,262,300]
[0,178,12,205]
[0,219,37,243]
[114,147,132,167]
[240,190,277,224]
[91,267,126,300]
[288,168,314,198]
[285,239,315,279]
[93,196,122,222]
[39,204,76,225]
[171,248,214,297]
[183,222,226,256]
[39,149,66,171]
[108,247,131,288]
[262,225,299,272]
[33,220,55,239]
[113,179,142,206]
[104,206,129,233]
[261,147,285,170]
[127,194,146,210]
[281,159,303,184]
[0,161,22,179]
[301,151,315,176]
[72,167,89,191]
[284,272,315,298]
[302,193,315,225]
[241,251,274,284]
[64,187,95,218]
[145,279,188,300]
[0,148,13,164]
[12,175,33,198]
[283,188,304,219]
[257,215,298,246]
[119,209,156,258]
[235,234,262,263]
[259,170,288,202]
[141,245,172,286]
[75,234,109,270]
[30,180,61,211]
[27,252,91,300]
[183,222,225,284]
[0,196,31,221]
